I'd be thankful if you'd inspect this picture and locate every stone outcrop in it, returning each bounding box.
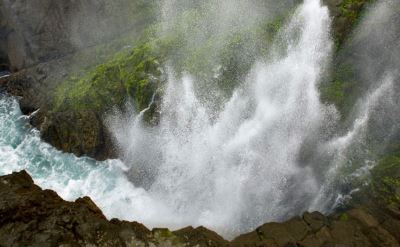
[0,0,157,160]
[0,170,228,247]
[323,0,373,47]
[230,209,400,247]
[1,170,400,247]
[0,0,155,71]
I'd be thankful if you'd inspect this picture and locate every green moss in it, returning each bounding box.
[370,155,400,205]
[51,3,295,119]
[332,0,375,49]
[340,0,366,21]
[152,229,184,247]
[339,213,349,221]
[320,63,360,118]
[53,42,164,116]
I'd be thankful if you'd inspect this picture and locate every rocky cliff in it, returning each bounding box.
[0,0,157,160]
[0,170,228,247]
[1,170,400,247]
[0,0,155,71]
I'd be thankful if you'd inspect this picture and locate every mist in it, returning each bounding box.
[310,0,400,210]
[106,0,400,237]
[107,0,334,237]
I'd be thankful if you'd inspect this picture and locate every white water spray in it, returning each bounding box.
[109,0,334,236]
[310,74,396,210]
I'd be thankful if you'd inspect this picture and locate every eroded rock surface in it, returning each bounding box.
[1,170,400,247]
[230,209,400,247]
[0,170,228,247]
[0,0,155,71]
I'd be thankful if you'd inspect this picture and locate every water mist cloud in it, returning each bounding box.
[108,0,333,237]
[310,0,400,211]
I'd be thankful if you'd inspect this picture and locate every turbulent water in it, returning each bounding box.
[0,0,399,239]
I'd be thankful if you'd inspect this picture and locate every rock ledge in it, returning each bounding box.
[1,171,400,247]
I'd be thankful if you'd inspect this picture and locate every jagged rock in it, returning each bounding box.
[303,212,327,232]
[1,170,400,246]
[230,210,400,247]
[0,0,155,71]
[0,170,226,247]
[173,226,229,247]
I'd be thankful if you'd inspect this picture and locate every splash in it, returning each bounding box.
[310,74,396,211]
[109,0,334,236]
[108,0,399,236]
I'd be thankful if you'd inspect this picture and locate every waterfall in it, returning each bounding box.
[109,0,334,236]
[0,0,399,239]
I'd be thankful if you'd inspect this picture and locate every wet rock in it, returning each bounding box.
[0,170,226,246]
[39,110,116,160]
[230,209,400,247]
[0,0,155,71]
[303,212,327,232]
[323,0,373,46]
[1,170,400,247]
[0,0,159,160]
[173,226,229,247]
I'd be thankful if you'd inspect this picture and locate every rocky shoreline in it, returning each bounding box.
[0,170,399,247]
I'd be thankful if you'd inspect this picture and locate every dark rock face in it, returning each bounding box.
[231,209,400,247]
[0,0,157,160]
[0,0,154,71]
[1,68,118,160]
[323,0,373,47]
[38,110,116,160]
[0,170,228,247]
[1,170,400,247]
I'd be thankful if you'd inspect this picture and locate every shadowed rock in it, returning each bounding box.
[1,170,400,246]
[0,170,228,247]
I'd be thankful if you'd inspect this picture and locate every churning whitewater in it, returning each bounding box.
[0,0,397,239]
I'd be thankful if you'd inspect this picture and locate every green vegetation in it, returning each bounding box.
[52,0,374,122]
[329,0,375,49]
[320,0,376,117]
[339,213,349,221]
[320,63,361,118]
[52,6,291,118]
[371,155,400,205]
[340,0,370,22]
[53,42,164,114]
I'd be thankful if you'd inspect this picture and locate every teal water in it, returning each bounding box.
[0,94,170,227]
